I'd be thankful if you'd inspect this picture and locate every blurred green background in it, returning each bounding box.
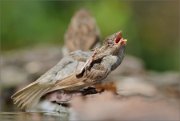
[1,0,179,71]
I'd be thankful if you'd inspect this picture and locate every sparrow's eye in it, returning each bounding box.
[106,39,113,45]
[114,32,122,44]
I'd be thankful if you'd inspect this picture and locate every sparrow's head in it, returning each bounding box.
[103,31,127,56]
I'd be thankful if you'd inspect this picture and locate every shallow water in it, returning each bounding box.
[0,112,69,121]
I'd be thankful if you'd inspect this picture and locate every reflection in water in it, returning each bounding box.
[0,112,69,121]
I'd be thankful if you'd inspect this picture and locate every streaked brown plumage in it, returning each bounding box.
[11,32,127,110]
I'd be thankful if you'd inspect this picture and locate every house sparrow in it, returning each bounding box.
[63,9,100,55]
[11,32,127,112]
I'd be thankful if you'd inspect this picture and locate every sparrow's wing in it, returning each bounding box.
[46,74,89,93]
[11,50,92,109]
[49,55,118,93]
[46,65,107,93]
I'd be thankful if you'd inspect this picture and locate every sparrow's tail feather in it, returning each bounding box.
[11,74,91,110]
[11,82,51,110]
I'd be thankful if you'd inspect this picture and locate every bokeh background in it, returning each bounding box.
[0,0,180,112]
[1,0,179,71]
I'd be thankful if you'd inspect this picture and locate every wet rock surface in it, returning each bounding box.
[70,92,180,121]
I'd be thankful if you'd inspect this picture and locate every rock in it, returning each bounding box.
[147,71,180,86]
[114,76,158,97]
[70,92,180,121]
[146,71,180,99]
[110,55,145,76]
[0,66,28,87]
[1,46,62,87]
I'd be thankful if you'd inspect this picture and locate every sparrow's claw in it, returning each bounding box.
[54,104,68,113]
[80,86,99,95]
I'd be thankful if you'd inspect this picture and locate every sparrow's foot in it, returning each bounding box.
[45,91,72,103]
[80,86,104,95]
[33,100,68,113]
[54,104,68,113]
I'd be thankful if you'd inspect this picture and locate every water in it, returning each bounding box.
[0,112,69,121]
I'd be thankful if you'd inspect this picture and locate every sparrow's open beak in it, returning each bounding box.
[120,38,127,46]
[114,32,122,43]
[114,32,127,46]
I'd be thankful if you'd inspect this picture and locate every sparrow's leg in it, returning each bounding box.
[45,90,73,103]
[80,86,100,95]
